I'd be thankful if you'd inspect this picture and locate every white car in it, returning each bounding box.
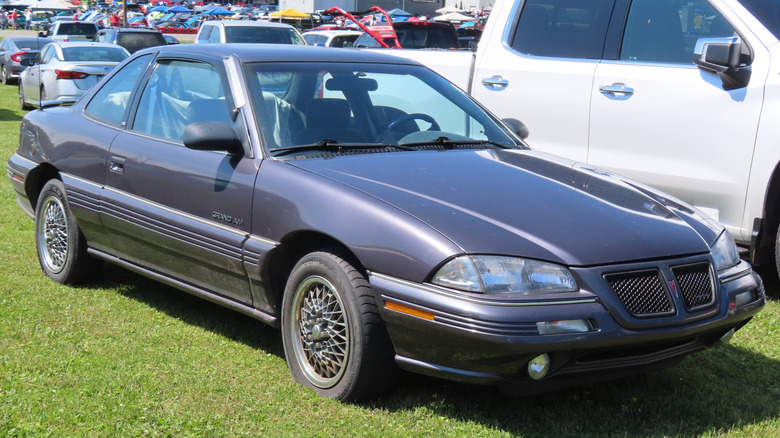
[303,29,363,47]
[18,41,129,110]
[195,20,306,45]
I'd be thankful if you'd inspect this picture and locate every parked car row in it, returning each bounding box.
[2,26,181,107]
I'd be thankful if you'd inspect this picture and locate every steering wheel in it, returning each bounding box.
[376,113,441,143]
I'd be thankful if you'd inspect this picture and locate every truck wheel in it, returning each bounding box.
[34,179,101,284]
[281,250,396,401]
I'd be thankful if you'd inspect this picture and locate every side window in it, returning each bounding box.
[40,46,54,63]
[133,60,232,141]
[208,26,222,43]
[510,0,614,59]
[199,25,212,42]
[85,54,151,126]
[620,0,737,63]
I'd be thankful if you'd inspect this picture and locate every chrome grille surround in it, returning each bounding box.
[603,261,717,319]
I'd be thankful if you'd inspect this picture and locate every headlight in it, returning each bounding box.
[431,255,578,294]
[711,231,740,272]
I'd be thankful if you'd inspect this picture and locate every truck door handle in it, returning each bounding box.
[599,84,635,96]
[109,156,125,174]
[481,75,509,88]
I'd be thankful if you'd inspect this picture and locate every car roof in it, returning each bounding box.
[139,43,421,66]
[303,30,363,37]
[201,20,297,29]
[110,27,163,33]
[50,41,125,49]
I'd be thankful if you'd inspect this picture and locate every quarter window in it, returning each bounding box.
[510,0,614,59]
[620,0,737,64]
[85,54,151,126]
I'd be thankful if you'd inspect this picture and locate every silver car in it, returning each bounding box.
[18,41,129,110]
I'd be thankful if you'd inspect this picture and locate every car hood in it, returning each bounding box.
[287,149,719,266]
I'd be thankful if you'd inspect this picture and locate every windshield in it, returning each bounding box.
[244,62,520,156]
[737,0,780,40]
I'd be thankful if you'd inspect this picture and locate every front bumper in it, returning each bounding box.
[372,257,764,392]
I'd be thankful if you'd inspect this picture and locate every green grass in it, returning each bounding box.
[0,70,778,438]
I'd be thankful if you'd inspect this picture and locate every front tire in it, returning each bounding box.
[34,179,100,284]
[281,251,396,401]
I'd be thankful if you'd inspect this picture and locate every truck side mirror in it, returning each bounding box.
[693,36,751,90]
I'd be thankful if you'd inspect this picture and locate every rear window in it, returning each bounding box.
[395,24,459,49]
[116,33,167,53]
[58,23,98,37]
[14,38,48,49]
[62,46,128,62]
[224,27,305,44]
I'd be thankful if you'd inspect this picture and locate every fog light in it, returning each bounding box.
[720,328,735,343]
[536,319,593,335]
[734,291,753,307]
[528,353,550,380]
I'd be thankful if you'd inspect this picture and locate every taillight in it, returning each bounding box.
[9,51,29,62]
[55,70,89,80]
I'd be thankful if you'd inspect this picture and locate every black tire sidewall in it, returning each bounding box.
[34,179,90,284]
[281,251,380,401]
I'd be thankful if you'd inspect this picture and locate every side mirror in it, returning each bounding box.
[38,31,47,38]
[693,36,751,90]
[183,121,243,154]
[502,118,529,140]
[20,55,37,67]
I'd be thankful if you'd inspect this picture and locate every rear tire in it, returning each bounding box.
[281,250,396,401]
[19,84,31,110]
[34,179,101,284]
[1,65,8,85]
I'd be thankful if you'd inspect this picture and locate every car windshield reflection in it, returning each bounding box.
[244,62,520,156]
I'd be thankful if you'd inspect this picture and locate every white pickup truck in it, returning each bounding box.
[39,21,100,42]
[380,0,780,275]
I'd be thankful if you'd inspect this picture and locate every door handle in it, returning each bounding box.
[599,84,634,96]
[109,156,125,174]
[481,75,509,88]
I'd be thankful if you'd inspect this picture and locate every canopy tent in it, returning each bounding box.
[386,8,411,16]
[202,7,232,15]
[270,8,310,18]
[435,6,465,14]
[434,12,475,22]
[148,5,168,12]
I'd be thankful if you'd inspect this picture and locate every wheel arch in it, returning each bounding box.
[262,230,366,317]
[25,163,61,214]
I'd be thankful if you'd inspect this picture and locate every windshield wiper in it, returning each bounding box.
[399,136,513,149]
[270,139,416,156]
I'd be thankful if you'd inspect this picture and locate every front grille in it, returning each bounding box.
[604,269,673,317]
[672,262,714,311]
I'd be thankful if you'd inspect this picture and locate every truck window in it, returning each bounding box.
[736,0,779,39]
[510,0,613,59]
[620,0,737,64]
